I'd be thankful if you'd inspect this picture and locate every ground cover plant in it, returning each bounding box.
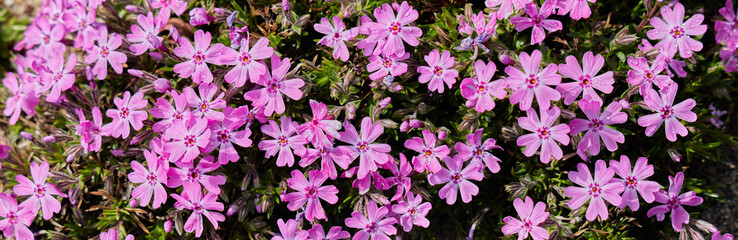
[0,0,737,239]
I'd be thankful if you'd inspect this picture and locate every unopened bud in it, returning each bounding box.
[618,99,631,109]
[391,83,403,92]
[164,219,172,233]
[42,136,56,143]
[409,119,424,128]
[129,199,137,207]
[378,97,391,108]
[20,131,34,140]
[437,129,448,141]
[399,121,410,132]
[227,205,237,216]
[499,54,514,65]
[667,149,681,162]
[111,149,125,157]
[154,78,171,93]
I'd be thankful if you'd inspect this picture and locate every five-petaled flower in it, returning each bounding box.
[223,37,274,87]
[345,201,398,240]
[516,106,571,163]
[258,116,308,167]
[173,30,228,84]
[609,156,661,211]
[564,160,624,221]
[417,50,459,93]
[243,55,305,116]
[502,196,550,240]
[647,172,703,232]
[637,85,697,142]
[85,26,127,80]
[569,99,627,160]
[128,150,169,209]
[455,128,503,173]
[404,130,450,173]
[284,170,339,221]
[336,117,392,179]
[511,2,563,45]
[428,156,483,204]
[460,60,507,112]
[647,3,707,58]
[556,51,614,105]
[13,161,67,220]
[102,91,149,139]
[505,50,562,111]
[170,182,225,238]
[315,17,359,62]
[363,1,422,56]
[163,117,211,163]
[392,192,432,232]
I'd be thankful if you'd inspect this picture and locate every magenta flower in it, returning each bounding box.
[3,73,40,125]
[223,37,273,87]
[163,117,211,163]
[637,85,697,142]
[272,219,309,240]
[485,0,532,19]
[40,53,77,102]
[564,160,624,221]
[170,183,225,237]
[102,91,148,139]
[173,30,228,84]
[717,0,738,48]
[63,7,98,50]
[298,142,349,180]
[13,161,67,220]
[385,153,413,201]
[0,145,9,159]
[516,107,570,163]
[166,156,226,194]
[75,107,104,152]
[243,55,305,116]
[128,150,168,209]
[392,192,431,232]
[505,50,561,111]
[510,2,562,45]
[364,1,422,56]
[609,156,661,211]
[457,11,497,40]
[555,0,596,20]
[556,52,614,105]
[258,116,308,167]
[336,117,392,179]
[647,3,707,58]
[404,130,450,173]
[151,91,192,133]
[345,201,398,240]
[428,156,483,204]
[184,83,226,121]
[713,232,734,240]
[0,193,34,240]
[297,100,342,149]
[284,170,339,221]
[501,196,550,240]
[126,12,165,55]
[647,172,703,232]
[417,50,458,93]
[85,26,127,80]
[460,60,507,112]
[315,17,358,61]
[569,99,626,160]
[308,224,350,240]
[454,128,502,173]
[639,39,688,78]
[367,53,410,81]
[150,0,187,17]
[230,105,268,127]
[204,109,252,163]
[342,165,389,195]
[626,56,674,95]
[24,17,65,58]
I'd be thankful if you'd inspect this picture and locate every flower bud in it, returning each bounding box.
[189,8,215,26]
[127,69,144,77]
[111,149,125,157]
[124,5,140,13]
[391,83,403,92]
[227,205,237,216]
[667,149,681,162]
[346,103,356,120]
[282,0,290,11]
[42,136,56,143]
[437,129,448,141]
[618,99,631,109]
[499,54,514,65]
[399,121,410,132]
[20,131,34,140]
[164,219,172,233]
[409,119,424,128]
[129,199,137,207]
[154,78,171,93]
[149,51,163,61]
[378,97,391,108]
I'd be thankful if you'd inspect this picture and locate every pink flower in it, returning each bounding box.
[417,50,458,93]
[3,73,40,125]
[173,30,228,84]
[102,91,148,139]
[62,7,98,50]
[510,2,562,45]
[626,56,674,95]
[639,39,688,78]
[367,53,410,81]
[720,47,738,73]
[460,60,507,112]
[223,37,273,87]
[284,170,339,221]
[315,17,358,61]
[404,130,450,173]
[364,2,422,56]
[454,128,502,173]
[166,156,226,194]
[564,160,624,221]
[85,26,127,80]
[189,8,216,26]
[0,145,9,159]
[713,232,734,240]
[13,161,67,220]
[647,3,707,58]
[392,192,431,232]
[428,156,483,204]
[385,153,413,201]
[151,91,192,133]
[272,219,309,240]
[308,224,350,240]
[298,142,349,180]
[501,196,550,240]
[170,182,225,237]
[163,117,211,163]
[336,117,392,179]
[647,172,703,232]
[457,11,497,39]
[184,83,226,121]
[40,53,77,102]
[516,107,570,163]
[505,50,561,111]
[555,0,596,20]
[717,0,738,48]
[126,12,166,55]
[99,229,134,240]
[243,55,305,116]
[342,165,389,195]
[258,116,308,167]
[485,0,532,19]
[204,108,253,163]
[569,99,626,160]
[24,18,65,58]
[297,100,342,149]
[345,201,398,240]
[556,52,614,105]
[150,0,187,17]
[637,85,697,142]
[128,150,168,209]
[609,156,661,211]
[0,193,34,240]
[75,107,104,152]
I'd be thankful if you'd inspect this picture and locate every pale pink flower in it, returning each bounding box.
[336,117,392,179]
[85,26,127,80]
[556,52,614,105]
[609,156,661,211]
[166,156,226,194]
[222,37,273,87]
[315,17,358,61]
[363,1,422,56]
[345,201,398,240]
[308,224,350,240]
[367,53,410,81]
[126,12,166,55]
[3,73,40,125]
[173,30,228,84]
[564,160,624,221]
[272,218,309,240]
[417,50,458,93]
[243,55,305,116]
[184,83,226,121]
[384,153,413,201]
[24,18,65,58]
[297,100,342,149]
[569,99,626,160]
[151,91,192,133]
[717,0,738,48]
[102,91,148,139]
[554,0,596,20]
[454,128,502,173]
[486,0,532,19]
[75,107,104,152]
[428,156,483,204]
[460,60,507,112]
[639,39,688,78]
[647,3,707,58]
[13,161,67,220]
[516,107,570,163]
[457,11,497,39]
[626,56,674,95]
[713,232,734,240]
[62,6,98,50]
[258,116,308,167]
[284,170,339,221]
[298,142,349,180]
[204,108,253,163]
[501,196,550,240]
[0,193,35,240]
[637,85,697,142]
[510,2,562,45]
[392,192,431,232]
[40,53,77,102]
[170,183,225,237]
[163,117,211,163]
[150,0,187,17]
[647,172,703,232]
[505,50,561,111]
[128,150,168,209]
[404,130,450,173]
